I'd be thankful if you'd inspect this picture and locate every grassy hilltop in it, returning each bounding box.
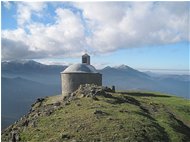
[2,85,190,142]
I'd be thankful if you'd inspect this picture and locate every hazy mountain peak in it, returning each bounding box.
[102,66,112,70]
[115,64,131,70]
[2,60,42,66]
[22,60,42,65]
[102,65,133,71]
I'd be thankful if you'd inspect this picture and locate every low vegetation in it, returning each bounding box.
[2,85,190,142]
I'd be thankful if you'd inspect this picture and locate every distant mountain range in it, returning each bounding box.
[1,60,190,129]
[99,65,189,98]
[2,60,66,74]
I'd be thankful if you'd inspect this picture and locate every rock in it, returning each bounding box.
[119,110,129,113]
[10,131,20,142]
[94,90,102,96]
[15,134,20,141]
[79,94,85,98]
[54,101,61,106]
[31,121,36,128]
[107,117,113,120]
[94,110,108,115]
[10,132,16,142]
[45,109,53,116]
[93,138,101,142]
[71,93,76,97]
[73,84,112,99]
[112,86,115,92]
[64,102,70,106]
[119,125,124,129]
[31,103,35,107]
[92,96,99,101]
[76,103,81,106]
[12,127,18,131]
[91,89,96,94]
[103,86,113,92]
[22,119,29,127]
[94,110,102,114]
[61,132,71,139]
[63,96,68,101]
[36,98,45,103]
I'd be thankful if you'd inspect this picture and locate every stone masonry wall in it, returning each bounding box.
[61,73,102,95]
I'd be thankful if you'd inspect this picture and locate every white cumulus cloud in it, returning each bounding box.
[2,5,86,60]
[2,1,12,9]
[17,2,47,26]
[1,2,189,60]
[77,2,189,53]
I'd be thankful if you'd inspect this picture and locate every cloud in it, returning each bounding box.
[1,2,189,60]
[26,8,86,56]
[1,38,39,60]
[2,1,12,9]
[35,59,69,66]
[77,2,189,53]
[17,2,47,26]
[2,7,86,60]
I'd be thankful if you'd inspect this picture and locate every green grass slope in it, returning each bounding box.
[2,86,190,142]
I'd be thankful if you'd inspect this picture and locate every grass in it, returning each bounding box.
[2,91,190,142]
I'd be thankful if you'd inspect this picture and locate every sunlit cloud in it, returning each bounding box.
[2,2,189,60]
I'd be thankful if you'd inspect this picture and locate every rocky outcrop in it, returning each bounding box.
[70,84,114,98]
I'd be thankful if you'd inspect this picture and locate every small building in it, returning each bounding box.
[61,54,102,96]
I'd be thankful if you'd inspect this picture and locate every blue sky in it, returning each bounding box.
[1,2,189,73]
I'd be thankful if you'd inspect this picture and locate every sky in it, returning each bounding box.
[1,1,190,73]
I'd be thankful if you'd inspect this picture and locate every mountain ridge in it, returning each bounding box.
[2,60,67,74]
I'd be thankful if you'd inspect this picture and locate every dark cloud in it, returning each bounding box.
[1,38,45,60]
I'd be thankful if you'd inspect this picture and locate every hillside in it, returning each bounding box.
[2,85,190,142]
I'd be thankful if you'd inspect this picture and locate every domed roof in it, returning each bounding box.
[62,63,98,73]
